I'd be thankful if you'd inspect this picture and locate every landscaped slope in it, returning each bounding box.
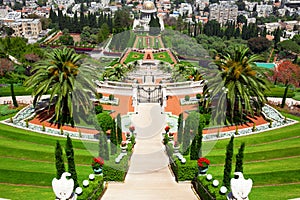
[203,113,300,200]
[0,123,94,199]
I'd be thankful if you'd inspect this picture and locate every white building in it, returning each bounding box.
[209,1,238,25]
[4,18,42,38]
[256,5,273,17]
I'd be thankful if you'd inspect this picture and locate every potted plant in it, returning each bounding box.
[197,157,210,175]
[165,125,170,133]
[120,141,127,153]
[173,141,180,153]
[129,125,135,134]
[168,132,174,140]
[126,132,131,140]
[92,157,104,174]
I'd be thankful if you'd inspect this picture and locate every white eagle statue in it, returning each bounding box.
[228,172,253,200]
[52,172,75,200]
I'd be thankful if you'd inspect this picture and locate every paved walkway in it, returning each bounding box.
[102,104,198,200]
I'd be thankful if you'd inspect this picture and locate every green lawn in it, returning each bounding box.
[0,123,96,199]
[123,52,144,64]
[0,84,33,97]
[153,52,174,64]
[201,114,300,200]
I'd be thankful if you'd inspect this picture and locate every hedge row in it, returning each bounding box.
[193,176,227,200]
[166,145,197,181]
[78,175,105,200]
[102,155,129,181]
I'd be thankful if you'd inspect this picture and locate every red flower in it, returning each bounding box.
[169,132,174,136]
[92,157,104,168]
[129,125,135,132]
[197,157,210,167]
[165,126,170,131]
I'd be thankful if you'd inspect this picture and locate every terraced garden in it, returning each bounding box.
[203,113,300,200]
[153,52,174,64]
[0,109,299,199]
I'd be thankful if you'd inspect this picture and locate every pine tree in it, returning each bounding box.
[235,142,245,173]
[177,113,183,144]
[116,114,122,144]
[223,136,234,189]
[110,119,117,155]
[55,141,65,179]
[65,135,79,189]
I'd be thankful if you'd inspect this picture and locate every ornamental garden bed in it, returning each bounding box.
[153,52,174,64]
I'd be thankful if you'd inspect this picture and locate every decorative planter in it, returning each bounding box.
[92,167,103,174]
[173,146,180,153]
[121,146,127,153]
[198,166,208,175]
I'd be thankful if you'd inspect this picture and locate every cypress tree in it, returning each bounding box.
[110,119,117,155]
[99,133,109,160]
[177,113,183,144]
[223,136,234,189]
[197,116,204,158]
[55,140,65,179]
[182,119,191,155]
[190,134,198,160]
[65,135,79,189]
[116,114,122,144]
[235,142,245,173]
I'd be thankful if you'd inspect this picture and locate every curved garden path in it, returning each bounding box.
[102,103,198,200]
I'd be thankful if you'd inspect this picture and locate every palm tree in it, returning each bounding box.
[207,46,268,124]
[104,64,128,81]
[188,67,203,81]
[25,48,96,126]
[173,62,193,81]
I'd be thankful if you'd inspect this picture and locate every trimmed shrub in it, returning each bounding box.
[185,95,190,101]
[102,159,128,181]
[175,159,198,181]
[109,94,114,101]
[77,175,104,200]
[196,93,201,99]
[193,176,227,200]
[95,105,103,114]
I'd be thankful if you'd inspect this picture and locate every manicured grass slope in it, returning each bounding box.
[0,123,96,199]
[204,117,300,200]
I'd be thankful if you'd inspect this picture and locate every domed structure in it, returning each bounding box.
[133,0,164,32]
[141,0,157,13]
[143,1,155,10]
